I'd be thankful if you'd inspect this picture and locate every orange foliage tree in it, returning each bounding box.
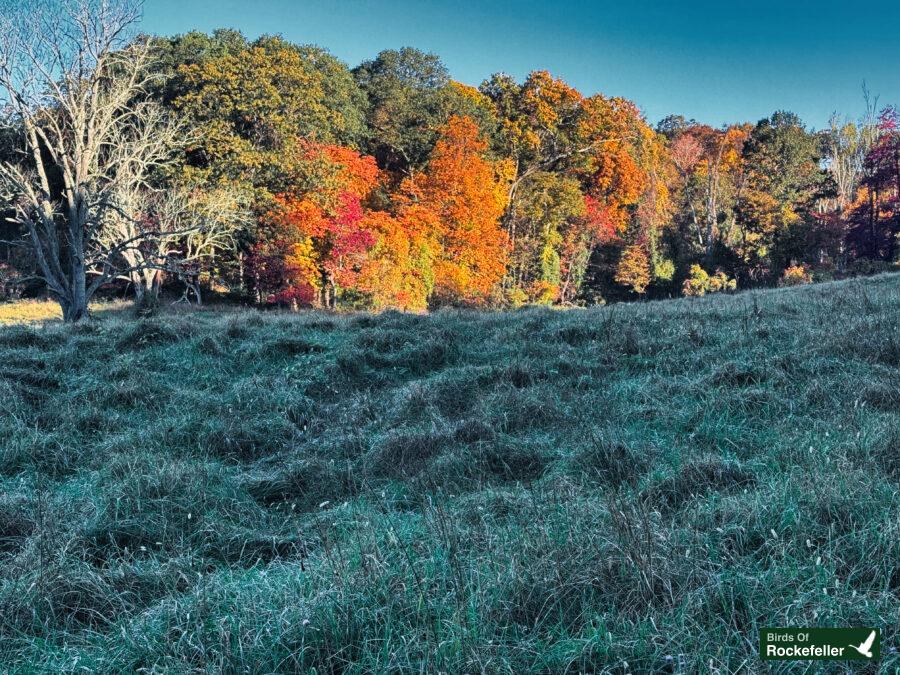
[251,118,512,310]
[482,71,670,302]
[401,115,511,305]
[615,243,652,294]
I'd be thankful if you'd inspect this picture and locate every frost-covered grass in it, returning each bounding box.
[0,274,898,672]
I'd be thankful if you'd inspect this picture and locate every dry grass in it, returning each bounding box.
[0,298,133,325]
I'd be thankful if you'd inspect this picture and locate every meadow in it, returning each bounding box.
[0,274,898,673]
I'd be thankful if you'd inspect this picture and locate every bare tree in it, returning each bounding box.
[824,114,878,214]
[99,183,250,306]
[0,0,181,321]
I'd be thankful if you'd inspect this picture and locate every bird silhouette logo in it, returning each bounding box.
[849,630,876,658]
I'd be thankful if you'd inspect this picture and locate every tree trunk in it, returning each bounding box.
[132,269,147,306]
[63,248,89,322]
[134,270,162,310]
[60,292,88,322]
[150,272,162,304]
[869,189,877,259]
[705,174,717,262]
[237,251,245,296]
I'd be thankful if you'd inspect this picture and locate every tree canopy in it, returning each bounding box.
[1,18,897,319]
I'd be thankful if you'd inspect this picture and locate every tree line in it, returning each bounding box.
[1,0,897,321]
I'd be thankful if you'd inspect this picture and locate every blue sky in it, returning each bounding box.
[141,0,900,130]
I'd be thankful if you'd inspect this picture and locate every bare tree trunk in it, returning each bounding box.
[131,266,146,306]
[68,259,89,322]
[133,269,161,310]
[705,163,718,262]
[149,272,162,306]
[321,270,335,309]
[869,189,877,259]
[133,280,145,306]
[237,251,245,296]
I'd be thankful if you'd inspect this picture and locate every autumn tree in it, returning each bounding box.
[481,70,664,302]
[149,29,249,102]
[402,116,510,305]
[597,119,677,296]
[158,35,370,297]
[672,124,748,261]
[558,196,621,303]
[172,36,367,190]
[254,144,380,308]
[823,115,874,214]
[614,244,651,295]
[356,209,436,311]
[504,173,585,302]
[481,70,594,229]
[668,132,704,242]
[352,49,498,180]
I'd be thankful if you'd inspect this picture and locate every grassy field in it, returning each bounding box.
[0,275,898,673]
[0,299,134,325]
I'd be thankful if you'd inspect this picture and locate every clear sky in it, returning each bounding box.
[141,0,900,130]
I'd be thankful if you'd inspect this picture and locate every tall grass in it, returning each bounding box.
[0,275,898,672]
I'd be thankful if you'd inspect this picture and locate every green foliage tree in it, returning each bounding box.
[171,35,366,190]
[505,173,585,297]
[353,48,453,177]
[735,111,827,278]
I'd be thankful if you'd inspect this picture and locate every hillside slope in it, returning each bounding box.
[1,275,898,672]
